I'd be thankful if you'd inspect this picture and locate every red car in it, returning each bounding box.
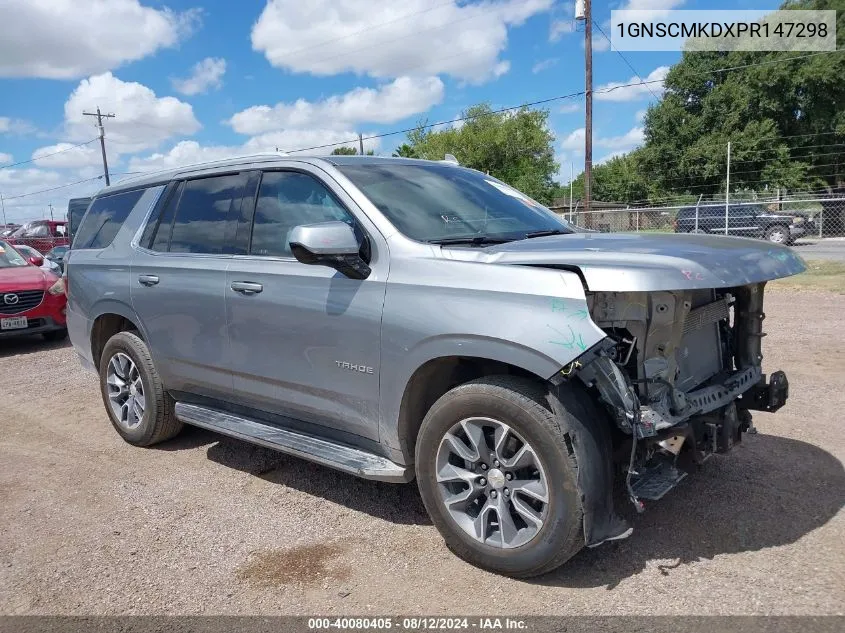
[5,220,69,254]
[0,240,67,341]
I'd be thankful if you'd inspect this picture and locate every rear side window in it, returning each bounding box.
[141,181,183,252]
[167,175,244,254]
[73,189,145,249]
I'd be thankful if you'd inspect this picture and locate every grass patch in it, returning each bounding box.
[769,259,845,294]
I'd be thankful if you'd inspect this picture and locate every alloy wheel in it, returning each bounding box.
[106,352,146,430]
[435,417,549,549]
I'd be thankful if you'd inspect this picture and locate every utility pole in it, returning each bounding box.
[569,163,574,222]
[358,132,364,156]
[576,0,592,224]
[725,141,731,235]
[0,193,6,227]
[83,107,115,186]
[48,204,54,221]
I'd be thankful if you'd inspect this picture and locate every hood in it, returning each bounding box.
[444,232,806,292]
[0,265,50,291]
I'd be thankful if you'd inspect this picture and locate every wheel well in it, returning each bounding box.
[396,356,546,461]
[90,313,141,370]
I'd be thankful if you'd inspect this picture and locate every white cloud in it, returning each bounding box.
[31,143,103,169]
[549,20,575,42]
[0,0,201,79]
[251,0,553,83]
[615,0,686,22]
[127,131,382,174]
[0,167,105,223]
[559,102,581,114]
[597,126,644,150]
[596,66,669,102]
[591,31,612,52]
[0,116,36,136]
[559,125,643,161]
[0,152,12,165]
[635,108,647,122]
[532,58,558,74]
[62,73,201,152]
[172,57,227,96]
[228,76,444,135]
[560,128,585,152]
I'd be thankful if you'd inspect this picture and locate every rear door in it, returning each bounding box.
[225,167,386,443]
[728,204,759,237]
[131,173,248,401]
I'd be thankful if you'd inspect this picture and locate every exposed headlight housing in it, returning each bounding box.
[47,277,65,296]
[792,216,805,224]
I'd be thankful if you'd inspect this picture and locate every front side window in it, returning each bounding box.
[73,189,146,249]
[335,164,569,243]
[250,171,355,257]
[168,175,244,254]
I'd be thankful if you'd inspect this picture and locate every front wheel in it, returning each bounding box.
[765,224,790,244]
[415,376,584,578]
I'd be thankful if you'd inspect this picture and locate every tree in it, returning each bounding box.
[392,143,417,158]
[330,146,375,156]
[405,104,560,204]
[640,0,844,197]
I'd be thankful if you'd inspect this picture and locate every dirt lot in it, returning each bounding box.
[1,290,843,616]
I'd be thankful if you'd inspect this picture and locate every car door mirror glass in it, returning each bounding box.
[289,221,370,280]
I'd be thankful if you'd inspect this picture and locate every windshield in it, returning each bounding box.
[0,241,29,268]
[335,163,571,243]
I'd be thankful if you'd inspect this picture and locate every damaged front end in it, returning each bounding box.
[553,281,789,546]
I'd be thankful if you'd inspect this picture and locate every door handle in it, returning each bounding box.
[138,274,159,286]
[231,281,263,295]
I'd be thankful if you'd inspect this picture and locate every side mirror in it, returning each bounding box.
[289,221,371,280]
[29,255,44,267]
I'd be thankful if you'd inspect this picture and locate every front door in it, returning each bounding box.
[131,173,247,401]
[225,168,385,442]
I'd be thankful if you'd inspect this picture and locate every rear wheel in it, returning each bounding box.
[99,331,181,446]
[415,376,583,578]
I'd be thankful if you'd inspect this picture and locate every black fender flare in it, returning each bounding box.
[547,382,631,547]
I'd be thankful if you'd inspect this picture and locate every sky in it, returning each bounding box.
[0,0,779,224]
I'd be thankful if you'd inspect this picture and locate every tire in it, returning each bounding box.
[765,224,789,244]
[43,328,67,342]
[99,331,182,446]
[415,375,584,578]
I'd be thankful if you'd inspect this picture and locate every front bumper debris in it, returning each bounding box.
[742,370,789,412]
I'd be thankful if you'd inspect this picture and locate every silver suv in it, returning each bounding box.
[67,154,804,577]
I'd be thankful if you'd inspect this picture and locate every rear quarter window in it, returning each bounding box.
[72,188,150,250]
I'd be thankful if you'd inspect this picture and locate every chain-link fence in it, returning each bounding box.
[552,194,845,243]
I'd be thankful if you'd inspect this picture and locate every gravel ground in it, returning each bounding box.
[1,290,843,616]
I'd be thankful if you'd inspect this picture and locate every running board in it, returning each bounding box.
[174,403,412,483]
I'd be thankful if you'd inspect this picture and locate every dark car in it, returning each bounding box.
[673,203,813,244]
[67,197,92,245]
[45,245,69,273]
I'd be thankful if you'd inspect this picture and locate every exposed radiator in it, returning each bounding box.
[683,297,729,335]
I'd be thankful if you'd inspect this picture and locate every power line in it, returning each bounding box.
[2,176,103,201]
[279,50,844,154]
[592,20,661,101]
[0,139,98,170]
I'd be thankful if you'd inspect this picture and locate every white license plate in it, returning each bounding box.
[0,316,27,330]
